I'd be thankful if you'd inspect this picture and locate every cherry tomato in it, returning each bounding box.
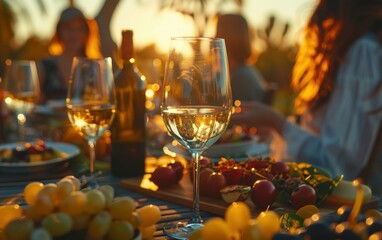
[206,172,227,199]
[251,179,277,209]
[221,167,243,185]
[291,184,317,208]
[167,161,184,182]
[150,166,177,188]
[199,168,214,196]
[271,162,290,177]
[247,159,270,170]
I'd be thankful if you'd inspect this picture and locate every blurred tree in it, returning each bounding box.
[256,15,296,115]
[160,0,244,36]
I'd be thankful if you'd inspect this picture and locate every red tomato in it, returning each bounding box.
[291,184,317,208]
[271,162,290,176]
[150,166,177,188]
[247,159,270,170]
[251,179,277,209]
[167,161,184,182]
[221,167,243,185]
[199,168,214,196]
[206,172,227,199]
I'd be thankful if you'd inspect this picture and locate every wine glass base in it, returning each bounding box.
[163,222,203,240]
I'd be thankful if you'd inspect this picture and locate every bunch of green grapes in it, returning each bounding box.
[190,201,281,240]
[0,175,161,240]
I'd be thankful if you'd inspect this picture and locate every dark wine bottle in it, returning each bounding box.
[111,30,146,177]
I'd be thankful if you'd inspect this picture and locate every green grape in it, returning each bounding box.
[62,175,81,191]
[201,218,231,240]
[56,179,75,201]
[4,217,34,240]
[34,194,54,216]
[37,183,58,207]
[106,221,134,240]
[126,212,141,229]
[225,202,251,232]
[71,213,91,231]
[59,191,87,216]
[23,181,44,206]
[31,228,52,240]
[256,211,280,240]
[87,211,112,239]
[109,197,136,220]
[136,204,161,228]
[242,219,261,240]
[85,189,106,214]
[140,224,156,239]
[24,205,44,221]
[98,185,115,208]
[42,212,73,237]
[0,204,23,229]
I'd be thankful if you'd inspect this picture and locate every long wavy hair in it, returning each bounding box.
[48,7,102,58]
[292,0,382,114]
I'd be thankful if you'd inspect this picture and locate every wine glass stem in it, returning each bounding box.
[17,113,26,141]
[88,139,98,188]
[190,151,202,224]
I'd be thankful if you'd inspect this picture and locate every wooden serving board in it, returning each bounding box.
[120,173,380,217]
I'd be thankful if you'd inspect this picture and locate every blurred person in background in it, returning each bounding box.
[215,13,269,103]
[231,0,382,195]
[38,6,102,103]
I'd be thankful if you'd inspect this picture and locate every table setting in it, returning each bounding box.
[0,38,382,240]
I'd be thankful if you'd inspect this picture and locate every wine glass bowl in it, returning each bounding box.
[2,59,40,141]
[161,37,232,238]
[66,57,116,187]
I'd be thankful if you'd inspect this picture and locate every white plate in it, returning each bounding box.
[0,142,80,173]
[164,139,269,160]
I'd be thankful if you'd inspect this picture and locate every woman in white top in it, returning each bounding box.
[232,0,382,195]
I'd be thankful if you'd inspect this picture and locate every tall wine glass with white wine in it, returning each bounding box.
[161,37,232,239]
[2,60,40,141]
[66,57,116,187]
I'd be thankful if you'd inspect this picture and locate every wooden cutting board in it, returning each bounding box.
[120,173,380,217]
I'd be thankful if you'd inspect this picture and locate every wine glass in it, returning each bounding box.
[2,59,40,141]
[66,57,116,188]
[161,37,232,238]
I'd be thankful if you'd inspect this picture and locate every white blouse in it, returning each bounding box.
[282,33,382,195]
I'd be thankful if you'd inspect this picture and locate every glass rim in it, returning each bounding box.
[72,56,112,61]
[170,36,225,42]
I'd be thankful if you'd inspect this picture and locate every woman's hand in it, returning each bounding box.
[231,101,287,134]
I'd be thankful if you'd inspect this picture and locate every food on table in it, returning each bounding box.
[199,199,382,240]
[206,172,227,198]
[251,179,277,209]
[0,175,161,240]
[220,185,251,204]
[167,160,184,182]
[0,140,66,163]
[216,125,253,144]
[324,180,372,206]
[291,184,317,209]
[150,165,177,188]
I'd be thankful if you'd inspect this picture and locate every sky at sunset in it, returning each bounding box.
[12,0,316,53]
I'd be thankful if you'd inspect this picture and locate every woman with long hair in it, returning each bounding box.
[38,6,102,103]
[232,0,382,195]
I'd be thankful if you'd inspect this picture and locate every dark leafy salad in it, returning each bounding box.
[0,140,66,164]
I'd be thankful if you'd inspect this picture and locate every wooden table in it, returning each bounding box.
[0,172,218,239]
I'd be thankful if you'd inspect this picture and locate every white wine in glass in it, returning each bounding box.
[161,37,232,239]
[66,57,116,187]
[2,59,40,141]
